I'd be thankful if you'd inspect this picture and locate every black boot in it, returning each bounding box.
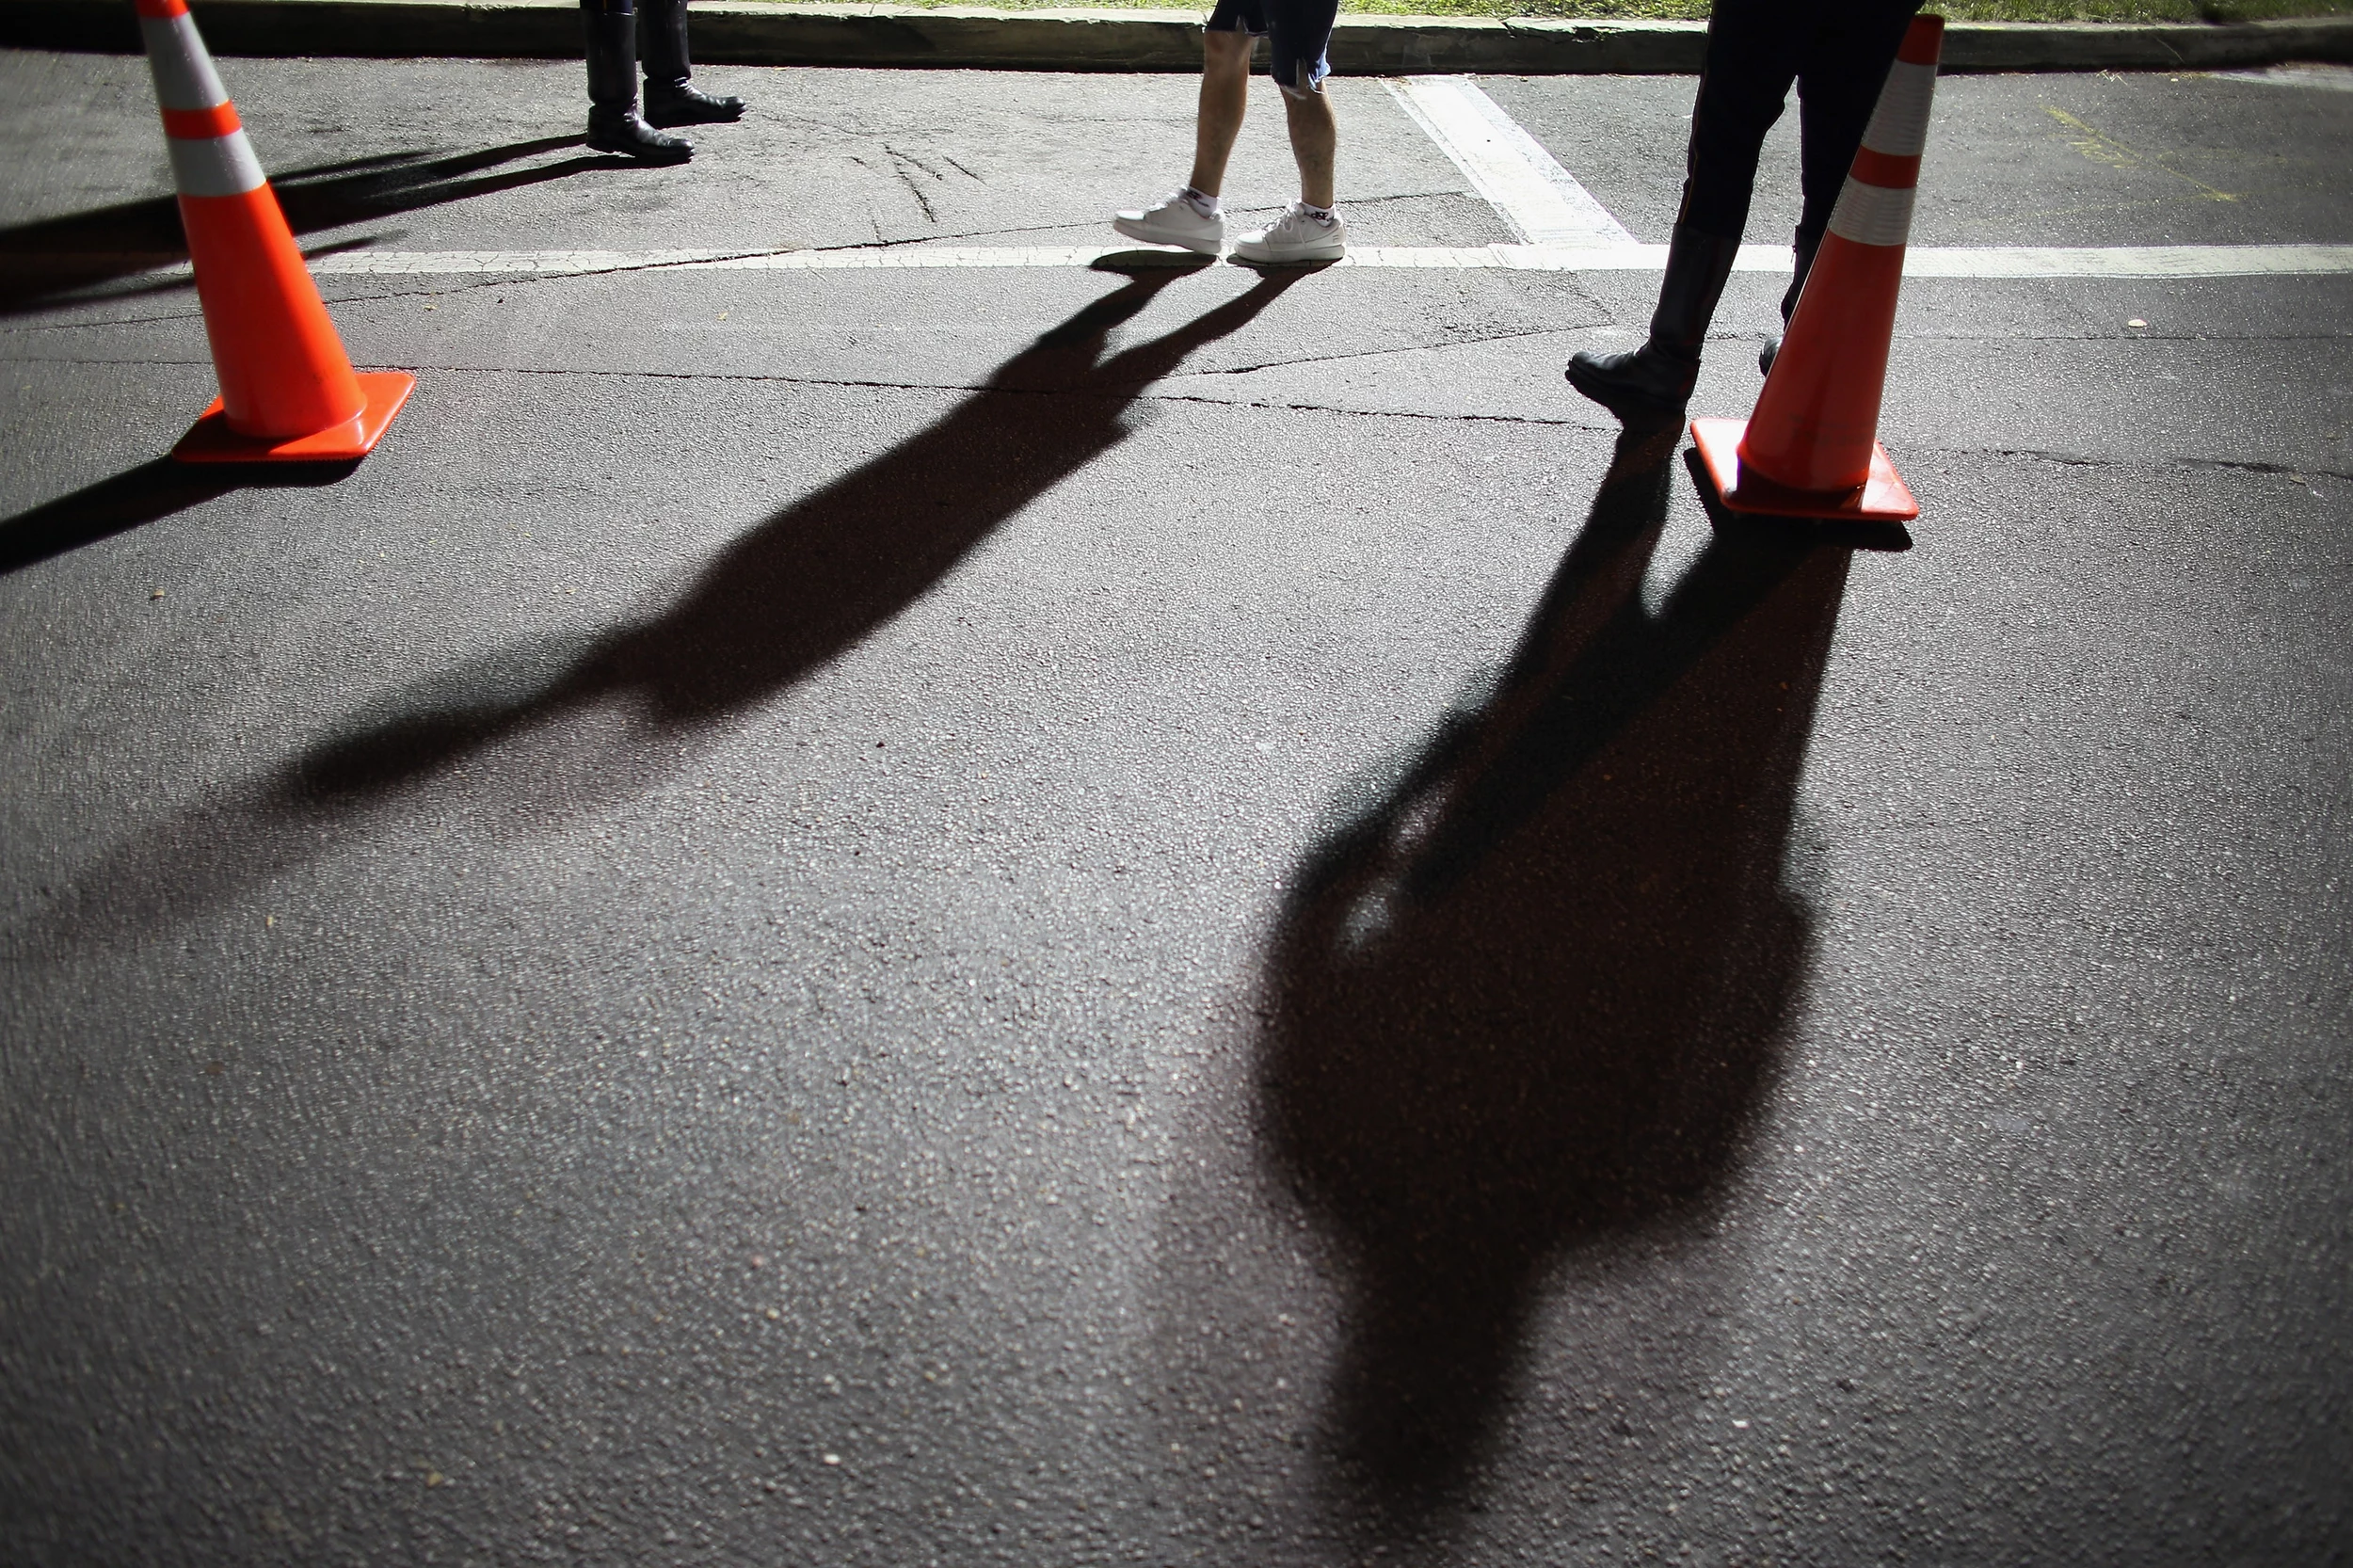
[1758,232,1819,376]
[640,0,745,127]
[583,0,693,164]
[1566,224,1741,425]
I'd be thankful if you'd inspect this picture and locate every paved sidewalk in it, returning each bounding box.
[2,48,2349,1568]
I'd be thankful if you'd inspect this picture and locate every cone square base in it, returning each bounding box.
[1689,417,1920,524]
[172,372,416,465]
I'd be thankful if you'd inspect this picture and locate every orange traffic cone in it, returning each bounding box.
[136,0,412,463]
[1690,13,1944,524]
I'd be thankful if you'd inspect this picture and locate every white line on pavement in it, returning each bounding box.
[293,243,2353,278]
[1380,76,1638,248]
[2210,63,2353,92]
[1886,244,2353,278]
[15,244,2353,280]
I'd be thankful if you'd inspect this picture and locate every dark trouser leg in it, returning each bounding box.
[1792,0,1924,261]
[641,0,747,127]
[1565,0,1795,422]
[583,0,695,163]
[1565,225,1743,424]
[1758,231,1816,375]
[1676,0,1804,242]
[1762,0,1921,371]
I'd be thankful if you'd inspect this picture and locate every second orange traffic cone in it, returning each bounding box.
[136,0,413,463]
[1690,12,1945,524]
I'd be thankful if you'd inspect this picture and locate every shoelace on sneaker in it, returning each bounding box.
[1272,202,1334,237]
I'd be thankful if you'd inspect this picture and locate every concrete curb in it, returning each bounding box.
[5,0,2350,73]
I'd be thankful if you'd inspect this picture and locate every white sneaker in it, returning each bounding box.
[1112,190,1226,255]
[1230,202,1346,264]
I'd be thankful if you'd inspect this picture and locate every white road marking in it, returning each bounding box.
[16,69,2345,287]
[1380,76,1638,248]
[1886,244,2353,279]
[2210,63,2353,92]
[304,243,2353,278]
[14,244,2353,281]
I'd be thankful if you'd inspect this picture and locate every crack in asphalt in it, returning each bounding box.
[398,365,1569,422]
[9,269,2346,342]
[1149,393,1591,426]
[0,359,2342,456]
[1180,325,1589,377]
[1951,447,2353,482]
[0,351,1602,427]
[884,148,944,225]
[0,185,1514,329]
[0,217,1158,326]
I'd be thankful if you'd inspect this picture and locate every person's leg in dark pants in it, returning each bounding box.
[1758,0,1921,371]
[582,0,693,163]
[639,0,747,128]
[1565,0,1800,424]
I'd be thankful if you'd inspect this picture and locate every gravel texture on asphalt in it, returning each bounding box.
[3,50,2348,1567]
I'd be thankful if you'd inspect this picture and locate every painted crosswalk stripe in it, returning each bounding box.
[296,243,2353,278]
[13,244,2353,281]
[1885,244,2353,278]
[1381,76,1637,248]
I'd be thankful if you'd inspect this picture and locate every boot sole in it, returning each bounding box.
[586,134,693,164]
[644,107,744,127]
[1563,362,1688,427]
[1229,244,1345,265]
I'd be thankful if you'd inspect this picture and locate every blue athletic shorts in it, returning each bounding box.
[1206,0,1338,95]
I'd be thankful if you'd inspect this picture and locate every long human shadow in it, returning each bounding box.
[296,261,1289,803]
[1257,427,1856,1523]
[16,264,1287,947]
[0,457,360,576]
[0,136,614,315]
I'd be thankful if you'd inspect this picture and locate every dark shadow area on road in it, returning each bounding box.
[0,136,616,315]
[0,456,357,576]
[1256,427,1853,1528]
[10,266,1296,949]
[295,263,1298,799]
[1094,249,1217,274]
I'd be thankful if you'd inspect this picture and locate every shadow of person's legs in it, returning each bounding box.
[1257,429,1857,1525]
[0,132,720,568]
[269,137,634,235]
[0,457,360,577]
[16,269,1305,952]
[296,265,1305,804]
[0,136,615,316]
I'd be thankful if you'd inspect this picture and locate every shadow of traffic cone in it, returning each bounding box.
[136,0,413,463]
[1689,13,1943,525]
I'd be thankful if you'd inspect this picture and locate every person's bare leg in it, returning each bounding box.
[1280,77,1337,209]
[1189,29,1253,197]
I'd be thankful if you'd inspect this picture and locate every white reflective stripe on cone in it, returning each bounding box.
[1861,59,1938,159]
[139,13,232,111]
[168,132,268,199]
[1827,178,1917,248]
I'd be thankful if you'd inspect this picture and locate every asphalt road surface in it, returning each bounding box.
[2,43,2348,1568]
